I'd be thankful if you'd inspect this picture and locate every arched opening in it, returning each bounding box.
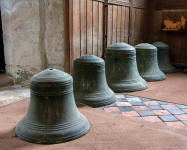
[0,9,5,74]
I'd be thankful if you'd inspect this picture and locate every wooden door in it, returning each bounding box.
[69,0,104,71]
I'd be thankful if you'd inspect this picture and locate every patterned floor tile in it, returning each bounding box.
[133,106,149,111]
[182,109,187,113]
[148,105,163,110]
[119,106,134,112]
[161,104,178,110]
[175,114,187,121]
[158,101,171,105]
[140,97,151,102]
[168,109,185,115]
[116,102,131,107]
[159,115,178,122]
[94,94,187,129]
[144,101,159,106]
[176,104,187,109]
[126,97,141,102]
[137,110,155,117]
[104,107,120,113]
[130,102,145,106]
[181,120,187,126]
[152,110,171,116]
[165,121,187,128]
[122,111,140,117]
[142,116,162,123]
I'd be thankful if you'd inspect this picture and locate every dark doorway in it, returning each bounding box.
[0,10,5,74]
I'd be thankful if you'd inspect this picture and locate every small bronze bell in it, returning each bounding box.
[16,69,90,144]
[152,41,177,74]
[135,43,166,81]
[73,55,116,107]
[105,43,148,92]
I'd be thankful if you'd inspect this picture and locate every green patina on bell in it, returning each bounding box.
[73,55,116,107]
[152,41,177,74]
[105,42,148,93]
[16,69,90,144]
[135,43,166,81]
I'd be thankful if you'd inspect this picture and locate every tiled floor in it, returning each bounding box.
[96,94,187,129]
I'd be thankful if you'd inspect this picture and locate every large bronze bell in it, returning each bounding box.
[152,41,177,74]
[105,43,148,92]
[16,69,90,144]
[135,43,166,81]
[73,55,116,107]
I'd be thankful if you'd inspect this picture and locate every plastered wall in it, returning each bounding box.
[0,0,68,80]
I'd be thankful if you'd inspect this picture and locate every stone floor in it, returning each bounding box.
[0,85,30,107]
[96,94,187,129]
[1,85,187,129]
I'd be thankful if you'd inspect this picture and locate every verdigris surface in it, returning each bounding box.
[153,41,177,74]
[73,55,116,107]
[16,69,90,144]
[105,42,148,92]
[135,43,166,81]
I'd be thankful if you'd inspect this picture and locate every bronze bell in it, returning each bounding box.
[105,43,148,92]
[73,55,116,107]
[15,69,90,144]
[135,43,166,81]
[152,41,177,74]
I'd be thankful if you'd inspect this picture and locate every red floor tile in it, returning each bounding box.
[152,110,171,116]
[165,121,187,128]
[142,116,162,123]
[122,111,140,117]
[144,101,159,106]
[104,107,120,113]
[116,102,131,107]
[175,114,187,121]
[126,97,141,102]
[161,104,178,110]
[133,106,149,111]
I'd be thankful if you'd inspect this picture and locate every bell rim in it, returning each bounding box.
[75,95,117,108]
[108,81,148,93]
[15,115,90,144]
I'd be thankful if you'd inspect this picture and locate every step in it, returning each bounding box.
[0,74,15,88]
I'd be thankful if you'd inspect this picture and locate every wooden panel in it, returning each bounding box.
[108,0,147,8]
[112,5,117,43]
[93,1,99,55]
[108,0,130,7]
[120,6,125,42]
[98,3,104,57]
[129,7,136,45]
[116,6,122,42]
[87,0,93,55]
[69,0,149,72]
[80,0,87,56]
[107,5,113,46]
[72,0,81,59]
[124,7,130,43]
